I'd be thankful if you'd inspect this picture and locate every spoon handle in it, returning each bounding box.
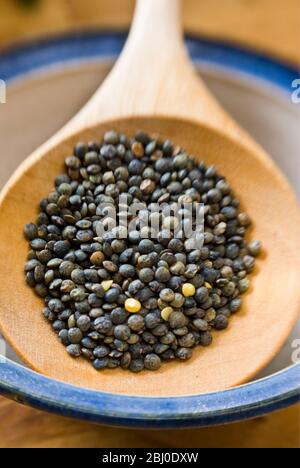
[73,0,223,125]
[75,0,195,123]
[52,0,264,159]
[125,0,185,59]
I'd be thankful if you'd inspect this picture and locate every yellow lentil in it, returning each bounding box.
[182,283,196,297]
[101,280,113,292]
[161,307,173,321]
[125,298,142,313]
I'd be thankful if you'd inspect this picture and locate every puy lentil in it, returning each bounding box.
[68,327,83,344]
[230,298,242,313]
[200,332,213,347]
[67,344,81,357]
[248,240,262,257]
[176,348,193,360]
[193,319,209,332]
[178,333,196,348]
[93,358,109,370]
[77,315,91,332]
[145,312,161,330]
[160,288,175,303]
[214,314,229,330]
[173,326,189,336]
[128,314,145,332]
[113,324,131,341]
[24,130,262,372]
[110,307,127,325]
[24,223,38,241]
[128,359,143,373]
[144,354,162,371]
[169,312,188,329]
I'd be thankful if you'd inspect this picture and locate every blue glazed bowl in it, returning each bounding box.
[0,32,299,428]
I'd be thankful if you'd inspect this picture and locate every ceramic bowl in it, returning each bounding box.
[0,32,299,428]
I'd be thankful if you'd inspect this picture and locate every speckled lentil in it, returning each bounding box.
[24,130,261,372]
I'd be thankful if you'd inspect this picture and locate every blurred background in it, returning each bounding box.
[0,0,299,449]
[0,0,299,64]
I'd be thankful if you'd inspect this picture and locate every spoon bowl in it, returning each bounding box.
[0,0,299,395]
[0,116,299,395]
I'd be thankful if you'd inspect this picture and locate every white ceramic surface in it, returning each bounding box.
[0,61,299,380]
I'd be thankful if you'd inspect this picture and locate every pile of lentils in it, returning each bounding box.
[24,130,262,372]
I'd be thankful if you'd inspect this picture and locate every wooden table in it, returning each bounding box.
[0,397,299,448]
[0,0,299,448]
[0,0,299,65]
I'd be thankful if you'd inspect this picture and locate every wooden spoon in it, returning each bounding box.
[0,0,299,396]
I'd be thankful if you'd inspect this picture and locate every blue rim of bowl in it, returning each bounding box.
[0,31,299,428]
[0,31,299,88]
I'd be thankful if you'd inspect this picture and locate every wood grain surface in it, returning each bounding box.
[0,0,299,450]
[0,397,299,448]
